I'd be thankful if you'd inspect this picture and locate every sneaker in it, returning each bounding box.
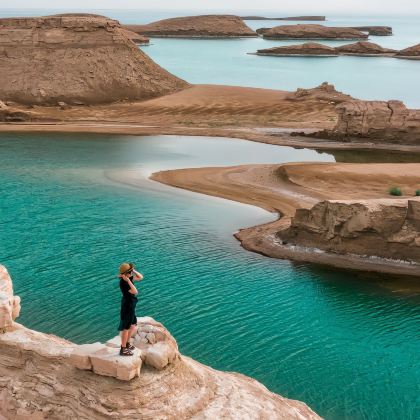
[120,346,133,356]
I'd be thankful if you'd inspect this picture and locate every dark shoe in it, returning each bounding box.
[120,347,133,356]
[126,342,135,351]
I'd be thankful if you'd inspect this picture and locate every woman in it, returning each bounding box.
[118,262,143,356]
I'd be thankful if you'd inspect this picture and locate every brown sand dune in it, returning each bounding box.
[23,84,340,130]
[151,162,420,275]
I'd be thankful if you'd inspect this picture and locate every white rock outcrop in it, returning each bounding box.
[0,264,321,419]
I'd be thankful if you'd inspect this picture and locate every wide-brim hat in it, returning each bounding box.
[119,262,134,275]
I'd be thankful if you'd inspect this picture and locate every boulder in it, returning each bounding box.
[69,341,143,381]
[279,198,420,262]
[335,41,396,55]
[0,15,188,105]
[311,100,420,144]
[124,15,257,38]
[262,24,368,40]
[257,42,338,56]
[132,316,180,370]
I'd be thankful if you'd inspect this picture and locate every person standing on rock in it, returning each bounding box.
[118,262,143,356]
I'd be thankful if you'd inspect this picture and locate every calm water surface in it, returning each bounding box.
[0,133,419,420]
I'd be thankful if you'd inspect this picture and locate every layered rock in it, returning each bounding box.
[0,265,321,419]
[0,15,187,105]
[335,41,396,55]
[256,42,337,56]
[311,100,420,144]
[262,24,368,40]
[279,199,420,263]
[287,82,353,104]
[396,43,420,59]
[125,15,256,38]
[351,26,392,36]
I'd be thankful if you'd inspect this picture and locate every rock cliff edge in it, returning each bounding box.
[0,265,321,419]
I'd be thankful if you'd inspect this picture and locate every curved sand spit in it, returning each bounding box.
[151,163,420,276]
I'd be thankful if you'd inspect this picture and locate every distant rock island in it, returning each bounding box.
[0,15,187,105]
[254,41,420,59]
[241,15,326,21]
[124,15,257,38]
[396,43,420,59]
[261,24,369,40]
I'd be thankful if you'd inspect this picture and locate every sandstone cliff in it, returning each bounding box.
[0,265,321,419]
[0,15,187,105]
[124,15,257,38]
[310,100,420,144]
[262,24,368,40]
[279,199,420,263]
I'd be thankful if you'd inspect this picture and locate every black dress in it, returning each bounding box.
[118,276,138,331]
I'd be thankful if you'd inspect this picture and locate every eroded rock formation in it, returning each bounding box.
[242,15,326,21]
[350,26,392,36]
[262,24,368,40]
[279,199,420,263]
[257,42,337,56]
[396,43,420,59]
[125,15,257,38]
[310,100,420,144]
[0,15,187,105]
[335,41,396,55]
[0,265,321,419]
[287,82,353,104]
[255,41,396,57]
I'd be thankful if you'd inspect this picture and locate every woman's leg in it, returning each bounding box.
[121,329,129,348]
[127,324,137,343]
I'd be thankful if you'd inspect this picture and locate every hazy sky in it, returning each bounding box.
[4,0,420,15]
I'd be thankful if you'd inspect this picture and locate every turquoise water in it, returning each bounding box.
[1,133,419,420]
[1,9,419,106]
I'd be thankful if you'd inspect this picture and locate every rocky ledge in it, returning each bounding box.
[261,24,368,40]
[0,15,186,105]
[0,265,320,419]
[255,41,396,57]
[278,198,420,265]
[124,15,257,38]
[307,100,420,145]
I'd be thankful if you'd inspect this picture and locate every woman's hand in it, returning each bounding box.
[133,270,144,281]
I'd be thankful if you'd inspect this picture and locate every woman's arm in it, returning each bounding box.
[132,269,144,281]
[122,275,138,294]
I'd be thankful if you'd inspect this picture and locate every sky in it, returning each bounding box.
[3,0,420,15]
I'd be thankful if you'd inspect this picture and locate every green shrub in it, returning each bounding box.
[415,189,420,196]
[389,187,402,196]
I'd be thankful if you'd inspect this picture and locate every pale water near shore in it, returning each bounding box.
[1,9,419,107]
[1,134,419,420]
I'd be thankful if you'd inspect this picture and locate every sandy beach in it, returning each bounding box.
[151,163,420,276]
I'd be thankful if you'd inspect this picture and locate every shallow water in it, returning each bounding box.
[1,133,419,420]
